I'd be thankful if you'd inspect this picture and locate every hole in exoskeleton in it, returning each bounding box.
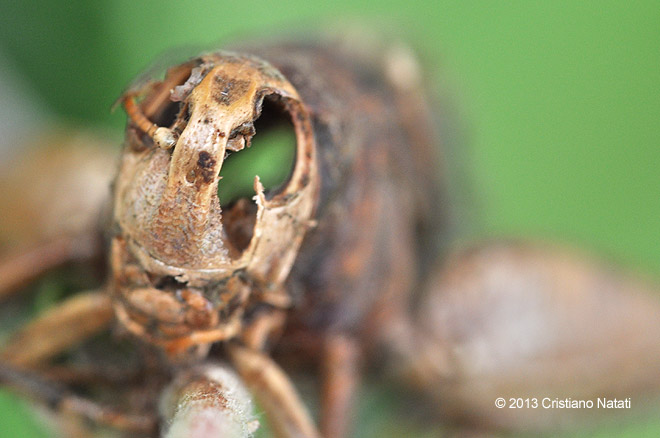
[151,99,181,128]
[151,275,187,291]
[218,95,297,207]
[219,94,297,253]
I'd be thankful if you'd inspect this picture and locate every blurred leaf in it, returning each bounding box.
[0,390,48,438]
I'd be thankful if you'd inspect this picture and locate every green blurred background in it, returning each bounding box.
[0,0,658,437]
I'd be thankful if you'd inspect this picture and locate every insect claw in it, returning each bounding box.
[153,127,178,149]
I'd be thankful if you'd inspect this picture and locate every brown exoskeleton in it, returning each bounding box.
[0,41,443,438]
[110,43,446,437]
[1,39,660,438]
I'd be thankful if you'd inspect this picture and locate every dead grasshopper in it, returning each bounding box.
[1,39,660,438]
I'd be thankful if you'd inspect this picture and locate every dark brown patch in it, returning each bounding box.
[300,172,310,187]
[182,379,229,408]
[197,151,217,184]
[213,75,251,106]
[257,63,286,81]
[126,127,149,152]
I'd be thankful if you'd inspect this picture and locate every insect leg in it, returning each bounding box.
[227,342,320,438]
[1,290,113,367]
[0,361,156,433]
[160,362,259,438]
[320,334,360,438]
[0,233,101,301]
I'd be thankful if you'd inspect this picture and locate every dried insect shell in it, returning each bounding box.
[245,41,448,339]
[112,51,320,351]
[2,38,659,438]
[114,53,318,280]
[111,41,447,357]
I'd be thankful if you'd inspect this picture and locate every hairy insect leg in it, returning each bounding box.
[227,342,320,438]
[0,361,156,434]
[0,233,101,301]
[1,291,113,367]
[320,334,360,438]
[160,362,259,438]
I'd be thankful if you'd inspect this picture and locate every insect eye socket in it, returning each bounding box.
[218,94,298,255]
[151,100,183,129]
[217,94,297,209]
